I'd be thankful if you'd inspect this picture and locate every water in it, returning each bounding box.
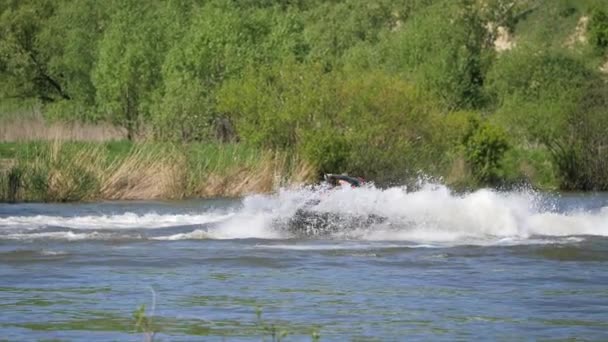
[1,184,608,341]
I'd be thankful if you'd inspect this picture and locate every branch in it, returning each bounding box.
[28,52,71,101]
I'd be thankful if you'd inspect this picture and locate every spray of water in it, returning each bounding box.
[1,182,607,245]
[212,183,608,244]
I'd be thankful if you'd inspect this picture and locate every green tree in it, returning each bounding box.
[37,0,109,120]
[486,47,604,189]
[385,0,492,109]
[303,0,396,69]
[155,1,246,141]
[0,0,69,102]
[487,48,591,143]
[155,0,307,141]
[93,1,166,140]
[218,60,336,148]
[462,117,510,185]
[553,80,608,190]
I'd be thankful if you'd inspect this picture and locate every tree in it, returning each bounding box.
[555,81,608,190]
[37,0,109,120]
[155,0,307,141]
[217,60,335,148]
[303,0,397,70]
[463,116,510,185]
[486,47,604,189]
[386,0,492,109]
[93,1,166,140]
[0,0,69,102]
[486,48,591,143]
[154,1,245,141]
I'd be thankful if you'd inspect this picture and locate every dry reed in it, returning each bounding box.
[446,154,468,185]
[0,115,125,142]
[99,146,186,200]
[0,140,318,202]
[196,151,316,198]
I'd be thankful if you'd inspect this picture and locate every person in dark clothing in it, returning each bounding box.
[323,174,365,188]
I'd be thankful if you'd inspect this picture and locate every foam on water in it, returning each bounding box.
[3,231,122,241]
[211,183,608,244]
[152,229,210,241]
[253,243,433,250]
[0,212,233,230]
[1,183,607,245]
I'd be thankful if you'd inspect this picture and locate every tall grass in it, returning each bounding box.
[0,114,126,142]
[187,146,315,198]
[0,141,315,202]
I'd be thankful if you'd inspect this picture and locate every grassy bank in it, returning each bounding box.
[0,141,314,202]
[0,138,561,203]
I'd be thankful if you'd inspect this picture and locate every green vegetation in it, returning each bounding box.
[1,0,608,199]
[0,141,313,202]
[589,6,608,54]
[462,117,510,185]
[133,304,156,342]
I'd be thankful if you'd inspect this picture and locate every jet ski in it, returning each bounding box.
[279,174,386,237]
[286,207,386,237]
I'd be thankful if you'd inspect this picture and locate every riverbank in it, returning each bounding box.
[0,141,315,202]
[1,139,565,203]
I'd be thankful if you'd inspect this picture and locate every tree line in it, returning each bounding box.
[1,0,607,189]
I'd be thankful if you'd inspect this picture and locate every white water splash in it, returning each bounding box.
[211,183,608,244]
[1,183,607,245]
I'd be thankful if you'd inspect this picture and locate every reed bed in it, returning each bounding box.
[0,141,315,202]
[0,114,126,142]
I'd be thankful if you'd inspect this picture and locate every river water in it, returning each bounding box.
[1,184,607,341]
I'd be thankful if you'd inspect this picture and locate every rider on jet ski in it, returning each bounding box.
[285,174,379,237]
[323,173,365,188]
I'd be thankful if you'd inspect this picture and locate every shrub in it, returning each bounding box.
[588,7,608,54]
[300,130,350,176]
[554,80,608,190]
[384,0,492,109]
[463,117,510,185]
[486,48,592,144]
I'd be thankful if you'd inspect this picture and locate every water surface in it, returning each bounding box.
[1,185,608,340]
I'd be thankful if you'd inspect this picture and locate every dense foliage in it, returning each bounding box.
[1,0,607,189]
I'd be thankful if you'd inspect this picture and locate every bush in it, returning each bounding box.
[384,0,492,109]
[217,61,336,148]
[4,166,22,203]
[500,146,557,190]
[554,80,608,190]
[463,117,510,185]
[588,7,608,54]
[487,49,592,142]
[300,130,350,175]
[486,48,590,103]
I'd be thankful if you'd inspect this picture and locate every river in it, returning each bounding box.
[1,184,607,341]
